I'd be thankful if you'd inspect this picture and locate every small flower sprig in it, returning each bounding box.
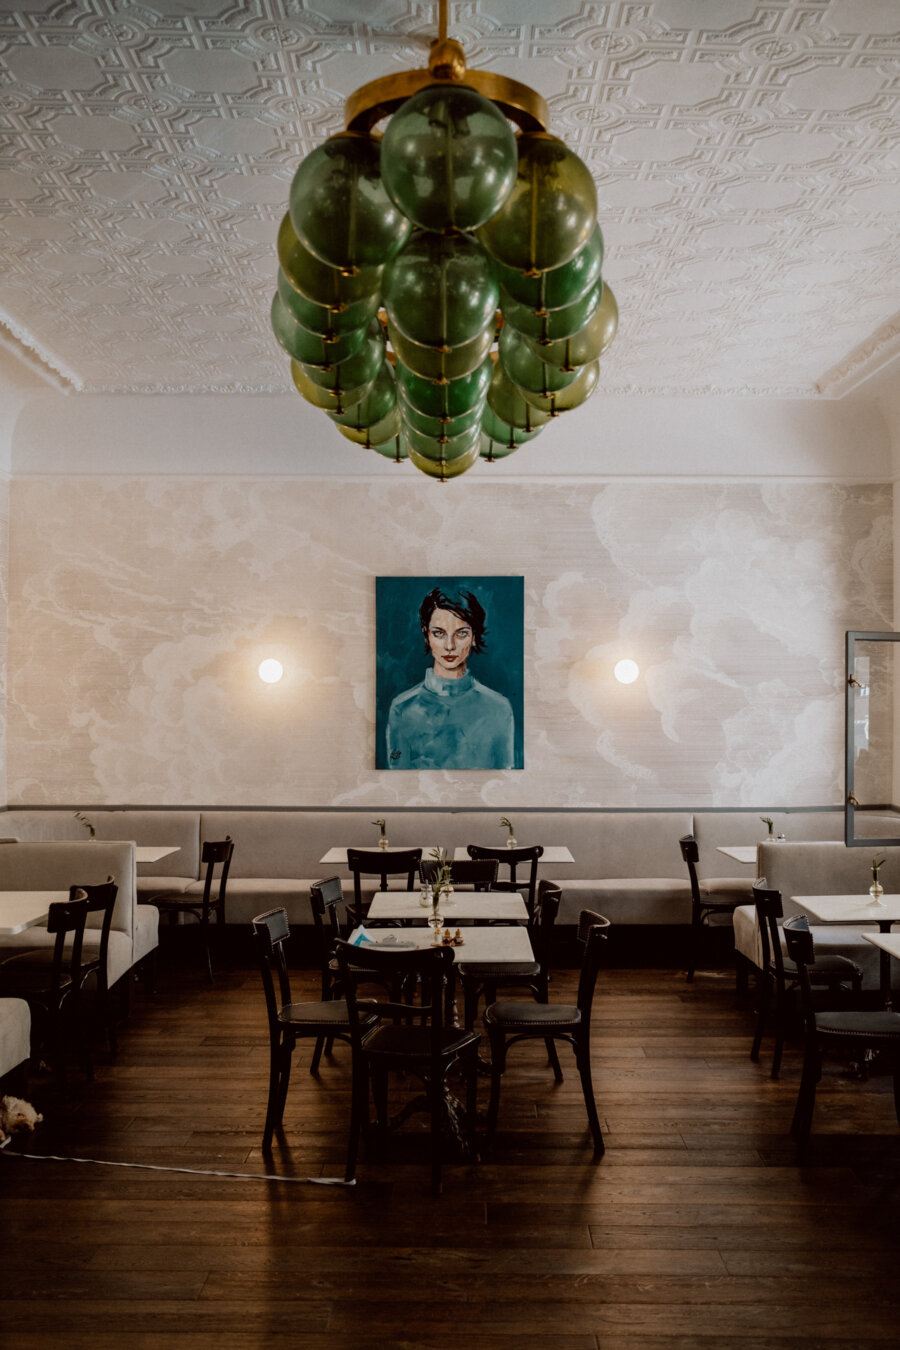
[872,855,886,882]
[760,816,774,836]
[429,846,453,896]
[500,816,515,837]
[372,818,387,839]
[74,811,95,839]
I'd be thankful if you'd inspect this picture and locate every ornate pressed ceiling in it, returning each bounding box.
[272,1,618,478]
[0,1,898,415]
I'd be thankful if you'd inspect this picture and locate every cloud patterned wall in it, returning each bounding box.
[6,477,891,807]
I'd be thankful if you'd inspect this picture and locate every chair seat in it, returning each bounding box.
[484,1000,581,1030]
[815,1010,900,1041]
[361,1023,479,1060]
[278,999,364,1030]
[457,960,539,979]
[790,953,861,981]
[0,959,76,996]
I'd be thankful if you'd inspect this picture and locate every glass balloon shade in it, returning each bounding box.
[530,282,619,371]
[380,84,517,233]
[290,359,375,415]
[277,214,383,310]
[492,225,603,312]
[479,431,520,461]
[400,394,484,440]
[501,280,602,345]
[289,132,412,272]
[372,435,408,462]
[481,400,545,448]
[299,317,385,392]
[276,268,380,337]
[334,403,402,448]
[402,419,481,460]
[519,358,599,415]
[478,133,598,273]
[395,355,492,419]
[328,360,397,429]
[498,323,579,397]
[383,231,499,348]
[388,321,493,383]
[486,361,552,432]
[270,292,368,368]
[407,440,481,480]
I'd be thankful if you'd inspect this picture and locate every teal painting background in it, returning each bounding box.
[376,575,524,770]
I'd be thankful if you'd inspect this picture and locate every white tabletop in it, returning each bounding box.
[863,932,900,959]
[0,890,68,936]
[348,924,533,964]
[135,846,180,864]
[452,845,574,865]
[717,845,759,865]
[367,890,528,923]
[319,846,437,865]
[791,894,900,924]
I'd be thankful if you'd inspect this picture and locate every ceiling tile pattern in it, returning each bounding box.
[0,0,897,396]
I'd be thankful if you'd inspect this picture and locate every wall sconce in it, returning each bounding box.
[614,659,639,685]
[258,659,284,684]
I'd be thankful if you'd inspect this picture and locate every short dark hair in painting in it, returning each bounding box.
[418,588,487,654]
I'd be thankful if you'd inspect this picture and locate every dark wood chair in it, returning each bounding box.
[335,937,481,1194]
[419,858,499,891]
[0,880,118,1075]
[751,880,862,1079]
[252,906,378,1152]
[346,847,422,927]
[466,844,543,917]
[783,914,900,1142]
[146,835,234,982]
[483,908,609,1159]
[457,879,562,1078]
[679,834,748,984]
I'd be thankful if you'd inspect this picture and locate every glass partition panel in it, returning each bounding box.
[846,630,900,846]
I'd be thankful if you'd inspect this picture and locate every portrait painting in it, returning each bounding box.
[376,575,524,771]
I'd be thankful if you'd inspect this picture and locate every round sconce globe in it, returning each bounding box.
[614,659,639,685]
[258,659,284,684]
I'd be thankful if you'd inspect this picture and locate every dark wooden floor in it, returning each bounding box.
[4,955,900,1349]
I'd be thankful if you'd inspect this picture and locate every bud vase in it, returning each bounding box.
[378,835,388,851]
[506,836,517,849]
[870,881,885,905]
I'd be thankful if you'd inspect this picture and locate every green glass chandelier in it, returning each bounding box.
[272,1,618,481]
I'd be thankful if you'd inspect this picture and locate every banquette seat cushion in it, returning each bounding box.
[0,997,31,1078]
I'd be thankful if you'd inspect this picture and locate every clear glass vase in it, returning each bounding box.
[870,880,885,905]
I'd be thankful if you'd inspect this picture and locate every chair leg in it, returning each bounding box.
[263,1040,291,1151]
[892,1059,900,1130]
[791,1040,820,1142]
[485,1030,506,1147]
[429,1066,444,1196]
[770,978,786,1080]
[686,910,701,983]
[750,971,771,1063]
[201,914,214,983]
[575,1040,604,1158]
[345,1056,367,1184]
[310,1035,325,1076]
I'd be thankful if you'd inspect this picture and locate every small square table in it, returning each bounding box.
[135,846,180,865]
[792,893,900,1008]
[0,891,69,937]
[716,845,759,866]
[319,846,438,865]
[452,845,574,865]
[349,924,534,964]
[367,890,528,924]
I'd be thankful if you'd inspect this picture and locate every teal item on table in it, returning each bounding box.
[387,668,515,771]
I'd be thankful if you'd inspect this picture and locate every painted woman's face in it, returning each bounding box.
[427,607,473,679]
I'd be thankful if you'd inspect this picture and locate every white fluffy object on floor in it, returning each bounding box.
[0,1095,43,1147]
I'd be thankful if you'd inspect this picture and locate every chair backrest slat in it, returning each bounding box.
[575,908,610,1021]
[466,845,543,915]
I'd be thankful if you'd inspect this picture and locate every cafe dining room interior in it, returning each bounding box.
[2,2,900,1347]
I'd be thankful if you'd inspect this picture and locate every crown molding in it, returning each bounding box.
[0,314,82,395]
[817,316,900,400]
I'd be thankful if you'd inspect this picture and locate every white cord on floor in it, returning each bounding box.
[0,1149,355,1185]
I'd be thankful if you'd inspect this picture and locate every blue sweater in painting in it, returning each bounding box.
[386,667,516,771]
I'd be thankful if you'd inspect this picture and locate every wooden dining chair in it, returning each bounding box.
[750,880,862,1079]
[466,844,543,917]
[346,847,422,927]
[783,915,900,1143]
[145,835,234,982]
[482,908,609,1159]
[418,858,499,891]
[335,937,480,1194]
[679,834,749,985]
[252,907,379,1151]
[0,880,118,1076]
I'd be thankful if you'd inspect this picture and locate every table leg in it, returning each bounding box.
[879,921,893,1011]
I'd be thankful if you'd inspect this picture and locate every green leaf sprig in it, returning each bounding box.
[872,855,886,881]
[500,816,515,835]
[372,818,386,837]
[74,811,95,839]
